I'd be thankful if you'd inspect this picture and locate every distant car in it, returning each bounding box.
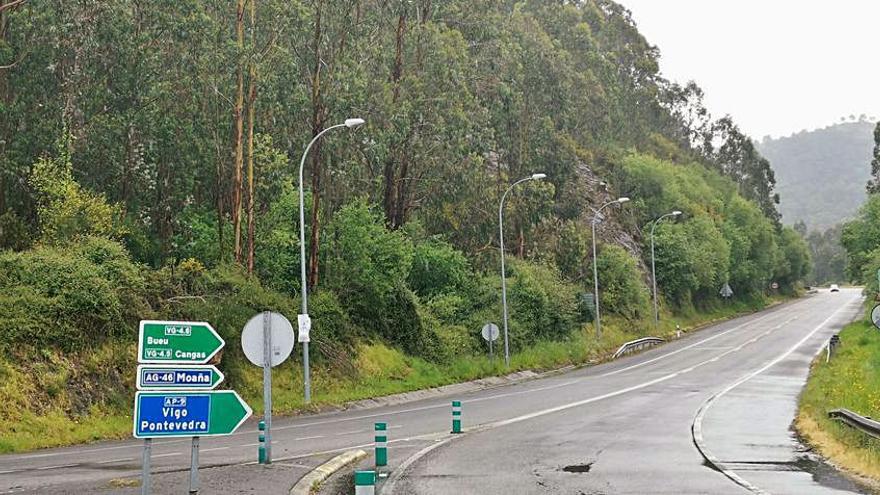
[830,284,840,292]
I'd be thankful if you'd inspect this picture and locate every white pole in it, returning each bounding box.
[499,174,545,367]
[262,311,273,464]
[650,211,681,327]
[297,120,362,403]
[591,198,630,340]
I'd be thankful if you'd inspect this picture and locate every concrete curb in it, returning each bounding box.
[290,449,367,495]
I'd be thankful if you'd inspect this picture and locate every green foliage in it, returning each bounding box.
[842,194,880,282]
[806,225,847,285]
[0,210,32,251]
[29,138,125,245]
[0,237,146,350]
[590,245,649,320]
[408,238,472,299]
[774,226,811,291]
[506,261,580,348]
[322,199,414,314]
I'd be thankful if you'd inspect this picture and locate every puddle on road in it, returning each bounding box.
[561,462,593,473]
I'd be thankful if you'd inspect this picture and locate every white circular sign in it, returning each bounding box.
[241,312,295,367]
[481,323,500,342]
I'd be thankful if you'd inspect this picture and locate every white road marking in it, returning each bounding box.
[201,447,229,453]
[36,463,78,470]
[382,316,797,494]
[691,296,860,495]
[600,309,784,377]
[152,453,182,459]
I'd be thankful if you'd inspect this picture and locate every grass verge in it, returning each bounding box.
[798,319,880,482]
[0,295,788,454]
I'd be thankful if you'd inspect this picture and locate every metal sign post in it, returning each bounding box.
[189,437,200,494]
[141,438,151,495]
[262,311,273,464]
[481,323,500,359]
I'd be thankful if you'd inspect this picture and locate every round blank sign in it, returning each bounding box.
[241,312,295,367]
[481,323,500,342]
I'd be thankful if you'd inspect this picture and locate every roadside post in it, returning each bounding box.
[481,323,500,359]
[258,420,267,463]
[354,470,376,495]
[375,422,388,468]
[189,436,200,494]
[451,401,462,434]
[135,320,250,495]
[141,438,151,495]
[241,311,295,465]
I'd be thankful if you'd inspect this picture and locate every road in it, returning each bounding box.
[0,288,869,494]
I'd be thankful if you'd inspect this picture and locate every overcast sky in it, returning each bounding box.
[620,0,880,139]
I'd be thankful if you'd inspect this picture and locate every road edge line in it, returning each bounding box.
[290,449,367,495]
[691,298,860,495]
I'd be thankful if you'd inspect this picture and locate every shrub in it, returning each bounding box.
[0,238,146,350]
[408,238,472,299]
[0,211,32,251]
[506,260,579,349]
[590,245,649,320]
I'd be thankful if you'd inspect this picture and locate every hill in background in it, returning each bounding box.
[758,120,875,230]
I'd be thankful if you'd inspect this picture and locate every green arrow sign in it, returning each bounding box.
[138,320,225,364]
[133,390,252,438]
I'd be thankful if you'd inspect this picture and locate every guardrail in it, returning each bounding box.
[828,408,880,440]
[612,337,664,359]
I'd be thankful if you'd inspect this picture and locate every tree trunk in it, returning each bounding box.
[306,2,325,290]
[0,1,8,214]
[383,12,406,228]
[246,0,257,275]
[232,0,245,264]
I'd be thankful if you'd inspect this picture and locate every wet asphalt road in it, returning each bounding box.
[0,289,869,494]
[387,288,869,495]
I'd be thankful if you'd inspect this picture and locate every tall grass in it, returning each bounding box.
[798,319,880,480]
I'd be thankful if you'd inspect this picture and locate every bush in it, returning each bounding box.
[0,211,32,251]
[506,260,580,350]
[408,238,472,299]
[590,245,649,320]
[0,237,147,350]
[322,199,415,336]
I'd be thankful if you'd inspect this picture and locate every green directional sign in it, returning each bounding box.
[136,364,224,390]
[138,320,225,364]
[133,390,252,438]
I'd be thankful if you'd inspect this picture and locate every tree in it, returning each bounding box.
[29,135,125,244]
[867,122,880,194]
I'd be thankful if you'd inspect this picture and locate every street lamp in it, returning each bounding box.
[650,211,682,327]
[297,117,365,403]
[499,172,546,367]
[591,197,630,340]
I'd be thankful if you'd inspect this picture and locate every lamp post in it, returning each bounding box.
[591,197,630,340]
[499,173,546,367]
[297,117,365,403]
[650,211,682,327]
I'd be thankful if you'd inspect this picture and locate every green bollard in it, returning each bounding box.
[354,470,376,495]
[451,401,462,434]
[258,420,266,464]
[374,422,387,467]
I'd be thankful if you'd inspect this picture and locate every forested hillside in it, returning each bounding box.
[0,0,809,451]
[758,119,875,231]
